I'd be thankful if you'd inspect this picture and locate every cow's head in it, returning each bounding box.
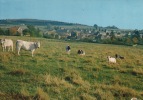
[0,39,5,45]
[35,42,40,48]
[107,56,111,59]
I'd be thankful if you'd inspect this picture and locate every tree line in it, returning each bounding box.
[0,25,42,37]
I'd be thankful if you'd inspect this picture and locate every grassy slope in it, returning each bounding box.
[0,36,143,100]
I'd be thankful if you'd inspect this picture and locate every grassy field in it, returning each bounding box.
[0,36,143,100]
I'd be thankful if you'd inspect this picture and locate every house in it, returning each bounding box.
[17,25,28,36]
[9,25,28,36]
[9,26,19,35]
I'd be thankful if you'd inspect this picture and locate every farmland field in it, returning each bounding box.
[0,36,143,100]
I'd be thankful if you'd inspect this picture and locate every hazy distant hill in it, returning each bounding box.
[0,19,87,26]
[0,19,134,32]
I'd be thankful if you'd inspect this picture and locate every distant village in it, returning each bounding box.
[0,23,143,45]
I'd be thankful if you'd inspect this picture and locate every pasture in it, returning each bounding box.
[0,36,143,100]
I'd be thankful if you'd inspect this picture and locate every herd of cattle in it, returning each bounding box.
[0,38,40,57]
[0,38,124,63]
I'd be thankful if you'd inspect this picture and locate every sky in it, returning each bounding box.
[0,0,143,30]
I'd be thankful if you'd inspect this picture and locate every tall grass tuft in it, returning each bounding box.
[64,69,90,87]
[93,83,139,99]
[112,75,122,85]
[108,83,138,98]
[44,74,73,88]
[80,93,96,100]
[20,87,30,99]
[34,87,50,100]
[94,88,114,100]
[132,68,143,75]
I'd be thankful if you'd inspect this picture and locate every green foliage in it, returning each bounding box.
[23,29,30,36]
[132,37,138,44]
[27,25,42,37]
[81,38,93,42]
[0,25,42,37]
[0,28,11,36]
[105,25,118,29]
[43,33,55,39]
[71,31,77,37]
[47,24,53,30]
[0,28,5,35]
[93,24,98,29]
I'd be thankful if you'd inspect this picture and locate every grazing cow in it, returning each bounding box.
[115,54,124,59]
[107,56,116,63]
[0,39,13,51]
[77,50,85,55]
[66,45,71,54]
[16,40,40,57]
[131,97,137,100]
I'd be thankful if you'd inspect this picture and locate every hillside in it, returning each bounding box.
[0,19,135,32]
[0,36,143,100]
[0,19,88,26]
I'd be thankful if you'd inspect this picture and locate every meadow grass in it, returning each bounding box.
[0,36,143,100]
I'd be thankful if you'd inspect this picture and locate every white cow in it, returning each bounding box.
[16,40,40,57]
[0,39,13,51]
[107,56,116,63]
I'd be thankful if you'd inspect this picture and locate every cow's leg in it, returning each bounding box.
[17,47,21,55]
[2,47,4,52]
[11,45,13,52]
[8,47,10,52]
[31,50,35,57]
[31,51,33,57]
[4,46,6,51]
[18,50,20,55]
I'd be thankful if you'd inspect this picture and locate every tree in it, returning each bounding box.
[94,31,100,35]
[93,24,98,29]
[117,32,121,35]
[106,32,110,36]
[126,37,132,45]
[105,25,118,29]
[5,29,10,36]
[27,25,42,37]
[132,37,138,44]
[71,31,77,38]
[0,28,4,35]
[133,29,140,39]
[54,26,60,30]
[47,24,52,30]
[110,31,116,42]
[23,29,30,36]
